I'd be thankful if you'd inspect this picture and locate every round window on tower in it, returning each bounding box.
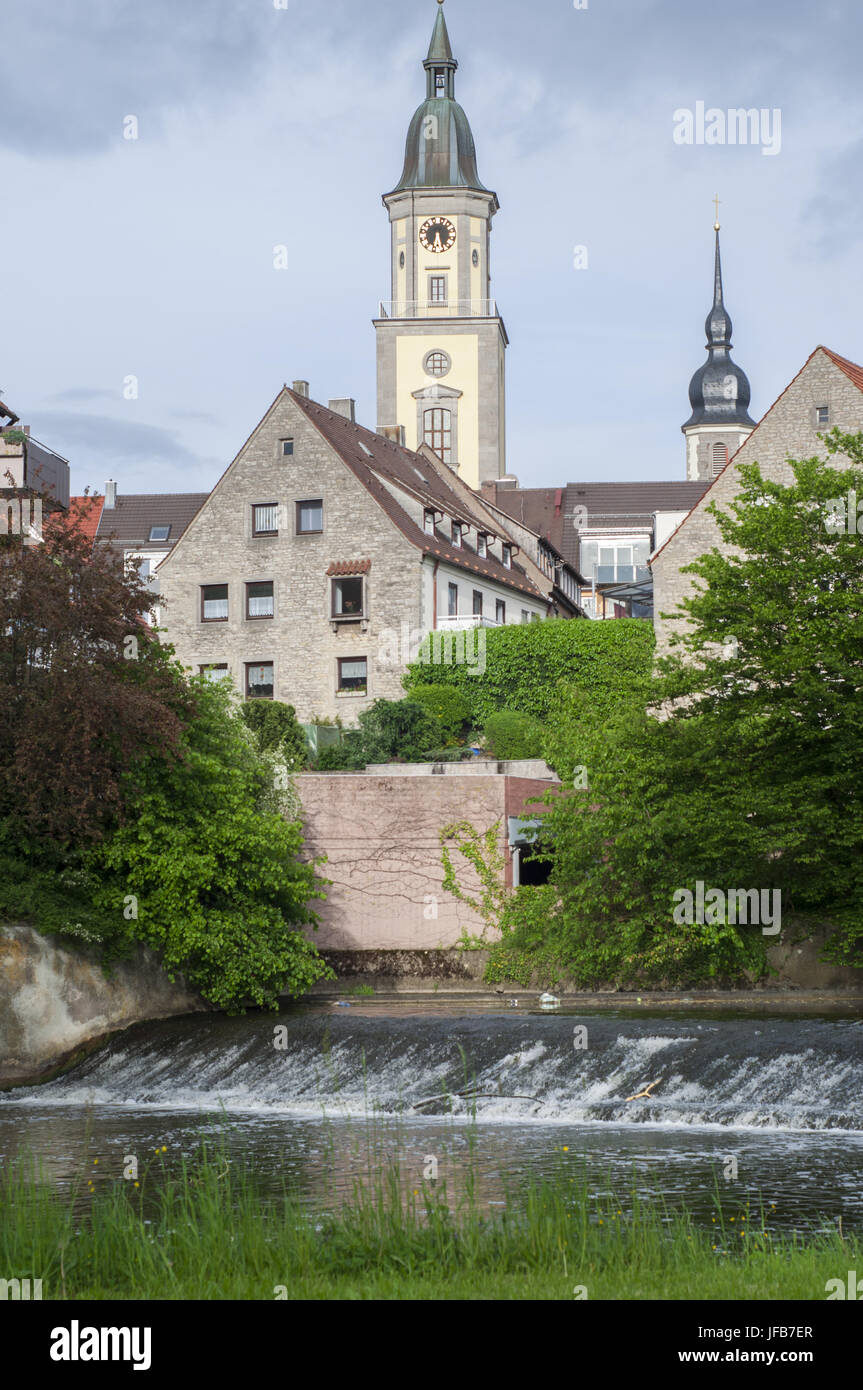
[423,349,452,378]
[472,249,479,267]
[399,251,405,269]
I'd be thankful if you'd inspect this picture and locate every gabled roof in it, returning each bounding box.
[486,480,710,571]
[651,345,863,566]
[288,390,547,602]
[95,493,209,550]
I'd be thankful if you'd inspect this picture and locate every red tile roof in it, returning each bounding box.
[327,559,371,576]
[820,346,863,394]
[60,496,104,549]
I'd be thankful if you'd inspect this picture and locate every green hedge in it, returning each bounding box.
[403,619,654,725]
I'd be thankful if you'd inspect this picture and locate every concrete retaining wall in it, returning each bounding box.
[0,924,206,1089]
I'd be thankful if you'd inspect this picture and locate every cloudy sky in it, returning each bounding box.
[1,0,861,495]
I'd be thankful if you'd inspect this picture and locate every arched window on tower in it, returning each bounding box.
[712,441,729,476]
[423,407,452,464]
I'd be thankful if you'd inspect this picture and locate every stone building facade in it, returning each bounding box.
[156,385,577,723]
[653,346,863,655]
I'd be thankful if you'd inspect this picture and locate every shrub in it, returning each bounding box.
[483,710,545,761]
[407,683,472,744]
[354,698,439,765]
[240,699,308,769]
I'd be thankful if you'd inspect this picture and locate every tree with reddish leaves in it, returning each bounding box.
[0,494,195,845]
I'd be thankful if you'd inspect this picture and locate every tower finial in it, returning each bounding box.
[713,193,721,231]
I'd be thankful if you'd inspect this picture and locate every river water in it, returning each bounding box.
[2,1002,862,1232]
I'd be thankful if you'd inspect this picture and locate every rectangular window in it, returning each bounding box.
[296,499,323,534]
[252,503,279,537]
[201,583,228,622]
[496,599,506,624]
[338,657,367,692]
[281,438,294,457]
[521,609,530,624]
[597,546,616,583]
[451,521,462,547]
[816,405,830,427]
[246,662,274,699]
[477,533,487,558]
[531,612,541,623]
[472,589,483,616]
[332,576,364,617]
[246,580,274,619]
[149,525,171,542]
[581,540,651,584]
[502,544,512,569]
[429,275,447,304]
[199,663,230,682]
[423,408,452,464]
[424,509,436,536]
[448,582,458,617]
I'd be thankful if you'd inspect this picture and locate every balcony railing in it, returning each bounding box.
[378,300,498,319]
[436,614,500,630]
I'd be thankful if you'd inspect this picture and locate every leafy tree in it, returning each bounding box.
[240,699,309,769]
[86,679,330,1009]
[0,500,193,843]
[0,510,331,1008]
[501,439,863,984]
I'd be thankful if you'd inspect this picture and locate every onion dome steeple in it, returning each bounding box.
[388,0,491,195]
[683,221,755,431]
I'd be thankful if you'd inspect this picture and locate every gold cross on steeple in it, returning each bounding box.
[713,194,721,230]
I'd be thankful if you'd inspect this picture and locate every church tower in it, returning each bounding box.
[682,216,755,480]
[374,0,507,488]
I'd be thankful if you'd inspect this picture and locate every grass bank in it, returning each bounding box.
[1,1148,856,1301]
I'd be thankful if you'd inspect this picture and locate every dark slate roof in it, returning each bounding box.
[95,493,209,550]
[485,481,711,570]
[427,7,454,63]
[388,5,491,195]
[288,390,547,603]
[683,228,755,430]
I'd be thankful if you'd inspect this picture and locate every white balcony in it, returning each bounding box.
[378,300,498,320]
[436,614,500,630]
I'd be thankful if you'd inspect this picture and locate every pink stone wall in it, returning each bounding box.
[296,772,554,950]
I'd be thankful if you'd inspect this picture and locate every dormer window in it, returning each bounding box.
[502,544,512,569]
[452,522,462,548]
[424,509,436,536]
[477,533,487,559]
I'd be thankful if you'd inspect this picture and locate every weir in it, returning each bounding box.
[9,1008,862,1132]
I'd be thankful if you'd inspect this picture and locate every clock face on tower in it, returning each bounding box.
[419,217,456,254]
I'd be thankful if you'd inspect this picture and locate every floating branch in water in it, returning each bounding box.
[411,1089,538,1111]
[625,1080,661,1102]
